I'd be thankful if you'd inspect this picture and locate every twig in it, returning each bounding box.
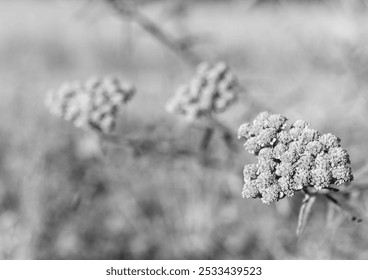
[324,181,368,195]
[106,0,201,67]
[325,194,363,223]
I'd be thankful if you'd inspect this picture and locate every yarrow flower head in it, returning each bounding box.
[166,61,240,121]
[238,112,353,204]
[45,76,135,134]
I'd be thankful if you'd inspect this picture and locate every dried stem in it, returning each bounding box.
[106,0,201,67]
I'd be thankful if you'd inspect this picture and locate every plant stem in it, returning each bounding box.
[325,194,363,223]
[106,0,201,67]
[200,126,214,151]
[196,116,238,152]
[296,193,316,236]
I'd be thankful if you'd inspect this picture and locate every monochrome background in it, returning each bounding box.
[1,0,368,259]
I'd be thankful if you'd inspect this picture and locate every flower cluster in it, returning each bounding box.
[166,62,239,121]
[45,76,135,134]
[238,112,353,204]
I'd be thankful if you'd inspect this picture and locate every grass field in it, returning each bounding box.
[1,0,368,259]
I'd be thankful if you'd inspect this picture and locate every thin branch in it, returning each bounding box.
[106,0,201,67]
[327,181,368,195]
[325,194,364,223]
[306,183,368,195]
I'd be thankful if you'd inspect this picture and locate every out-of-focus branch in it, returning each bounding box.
[325,194,364,223]
[305,185,365,222]
[105,0,201,67]
[207,116,238,152]
[298,185,365,235]
[104,0,243,152]
[195,116,238,152]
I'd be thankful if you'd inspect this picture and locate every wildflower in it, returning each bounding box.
[257,128,278,148]
[243,164,258,180]
[260,184,280,204]
[305,141,324,156]
[278,131,292,144]
[275,161,295,177]
[311,168,332,190]
[242,180,260,199]
[238,111,354,204]
[243,137,262,155]
[278,176,295,197]
[45,76,135,134]
[273,143,288,159]
[166,61,240,120]
[328,147,350,166]
[294,168,310,190]
[319,133,340,149]
[332,165,353,186]
[238,123,253,139]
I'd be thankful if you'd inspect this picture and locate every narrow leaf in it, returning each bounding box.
[326,194,364,223]
[296,194,317,236]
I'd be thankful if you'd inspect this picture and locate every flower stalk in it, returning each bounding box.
[105,0,201,67]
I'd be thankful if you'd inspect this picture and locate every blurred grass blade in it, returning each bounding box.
[326,194,364,223]
[200,127,214,151]
[297,194,316,236]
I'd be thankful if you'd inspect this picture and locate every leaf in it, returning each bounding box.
[325,194,364,223]
[296,194,317,236]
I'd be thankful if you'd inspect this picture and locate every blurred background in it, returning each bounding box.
[1,0,368,259]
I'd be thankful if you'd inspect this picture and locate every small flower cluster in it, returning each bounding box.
[166,62,239,121]
[45,76,135,134]
[238,112,353,204]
